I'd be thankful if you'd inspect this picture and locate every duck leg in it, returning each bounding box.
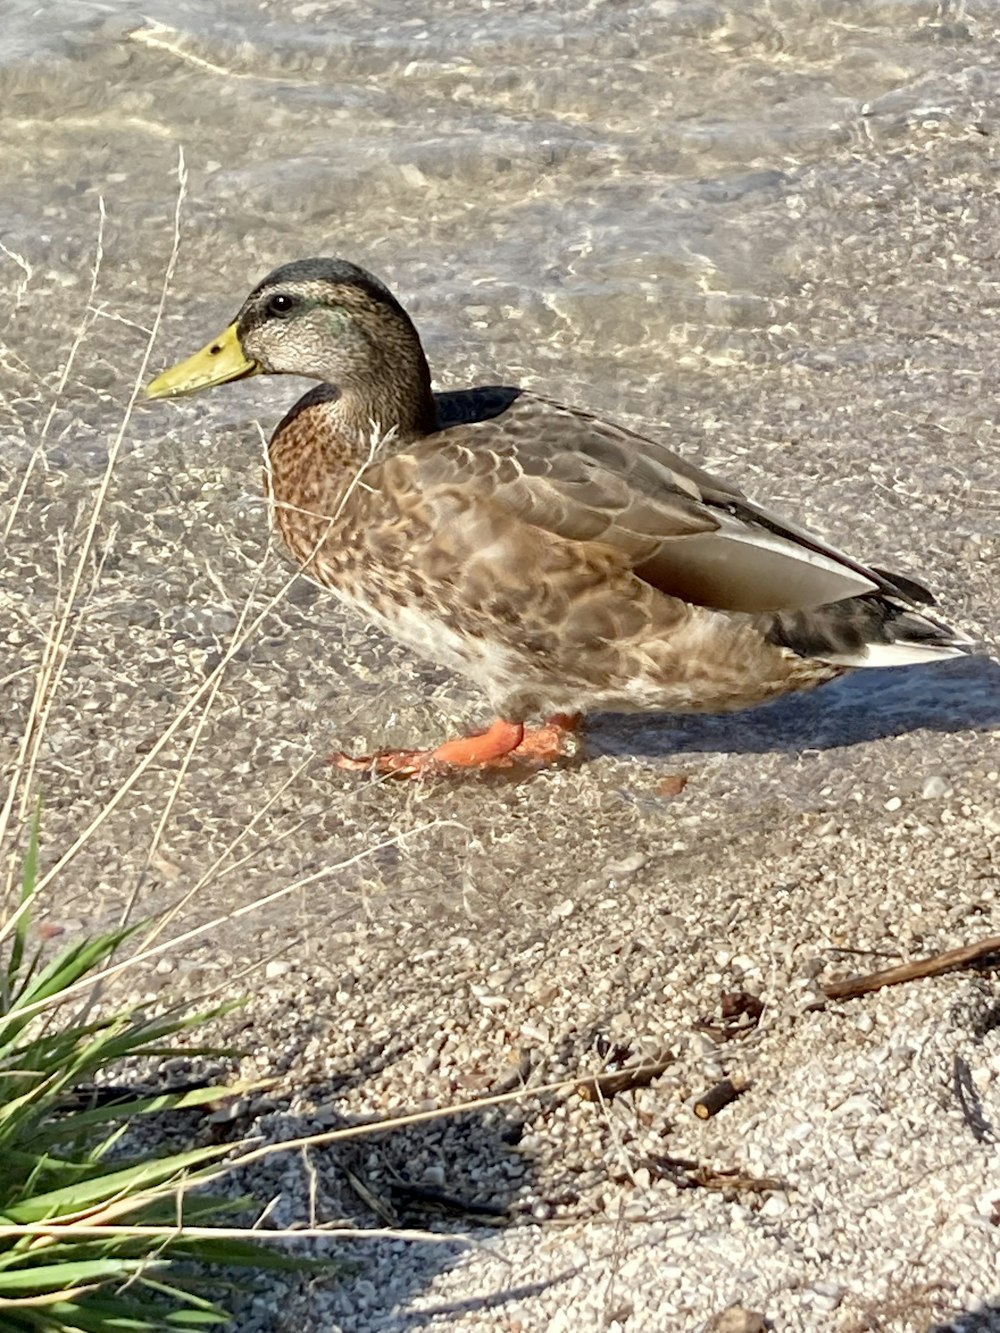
[332,714,581,778]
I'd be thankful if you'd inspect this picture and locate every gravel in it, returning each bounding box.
[2,4,999,1331]
[216,842,1000,1332]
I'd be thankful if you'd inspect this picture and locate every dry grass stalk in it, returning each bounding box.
[0,168,508,1294]
[0,158,186,910]
[0,1223,466,1246]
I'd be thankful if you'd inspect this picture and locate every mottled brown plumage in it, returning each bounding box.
[147,258,968,775]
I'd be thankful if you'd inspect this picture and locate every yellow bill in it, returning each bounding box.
[145,322,261,399]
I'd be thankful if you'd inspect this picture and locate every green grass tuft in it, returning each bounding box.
[0,814,322,1331]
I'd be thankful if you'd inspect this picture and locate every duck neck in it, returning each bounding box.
[336,329,437,445]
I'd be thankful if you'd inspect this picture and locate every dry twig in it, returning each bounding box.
[822,935,1000,1001]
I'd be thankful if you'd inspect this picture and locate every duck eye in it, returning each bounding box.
[265,293,296,317]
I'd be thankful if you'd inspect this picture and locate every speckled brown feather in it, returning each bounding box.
[261,388,830,720]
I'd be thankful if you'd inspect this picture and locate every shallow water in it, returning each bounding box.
[2,0,993,374]
[1,0,997,938]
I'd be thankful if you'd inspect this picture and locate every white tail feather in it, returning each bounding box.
[821,640,968,669]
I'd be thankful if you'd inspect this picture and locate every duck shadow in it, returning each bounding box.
[223,1014,684,1329]
[224,1053,584,1329]
[931,1301,1000,1332]
[589,655,1000,760]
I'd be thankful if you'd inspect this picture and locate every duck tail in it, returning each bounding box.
[763,573,973,668]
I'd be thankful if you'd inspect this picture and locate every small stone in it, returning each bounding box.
[551,898,575,918]
[265,960,293,980]
[797,981,828,1012]
[520,1021,550,1043]
[398,162,428,189]
[602,851,647,881]
[884,796,902,812]
[417,1045,442,1076]
[729,954,758,975]
[353,1278,377,1305]
[759,1193,789,1218]
[150,850,181,881]
[809,1281,845,1312]
[154,958,174,975]
[812,1281,845,1302]
[706,1306,768,1333]
[921,774,953,800]
[205,1098,247,1125]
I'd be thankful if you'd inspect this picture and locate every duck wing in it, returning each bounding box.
[385,391,908,615]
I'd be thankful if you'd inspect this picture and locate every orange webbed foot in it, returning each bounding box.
[332,718,524,779]
[332,714,582,780]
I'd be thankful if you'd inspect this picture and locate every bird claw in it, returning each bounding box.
[330,748,439,779]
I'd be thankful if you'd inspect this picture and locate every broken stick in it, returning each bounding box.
[576,1057,674,1103]
[822,934,1000,1002]
[693,1076,750,1119]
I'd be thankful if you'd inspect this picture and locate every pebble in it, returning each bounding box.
[520,1021,551,1043]
[264,960,292,980]
[601,851,647,881]
[707,1308,768,1333]
[759,1194,789,1218]
[811,1281,845,1304]
[808,1281,845,1312]
[921,774,953,800]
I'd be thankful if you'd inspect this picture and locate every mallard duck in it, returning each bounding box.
[146,258,968,776]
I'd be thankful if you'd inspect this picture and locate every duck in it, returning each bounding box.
[146,257,969,777]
